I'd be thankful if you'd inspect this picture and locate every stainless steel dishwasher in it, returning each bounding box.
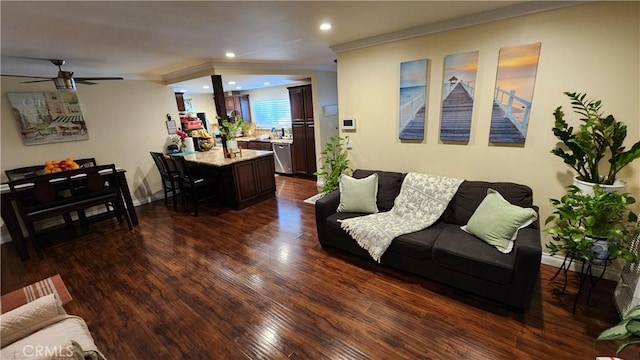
[272,143,293,174]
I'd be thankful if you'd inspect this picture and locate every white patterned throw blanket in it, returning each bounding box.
[340,172,463,262]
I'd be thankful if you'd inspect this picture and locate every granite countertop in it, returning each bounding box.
[180,148,273,167]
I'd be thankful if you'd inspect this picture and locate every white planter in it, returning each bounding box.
[589,237,610,265]
[573,177,625,194]
[227,140,238,152]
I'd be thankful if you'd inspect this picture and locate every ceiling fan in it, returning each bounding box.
[3,59,123,92]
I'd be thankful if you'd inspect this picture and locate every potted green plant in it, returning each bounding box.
[545,185,639,263]
[315,135,351,193]
[217,116,249,153]
[551,91,640,190]
[598,304,640,356]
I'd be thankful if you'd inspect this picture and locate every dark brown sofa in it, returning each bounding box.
[315,169,542,310]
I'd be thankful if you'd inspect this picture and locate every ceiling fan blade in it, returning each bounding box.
[20,79,55,84]
[75,80,97,85]
[75,77,124,81]
[1,74,51,79]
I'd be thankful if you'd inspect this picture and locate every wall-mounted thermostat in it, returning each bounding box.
[341,117,356,131]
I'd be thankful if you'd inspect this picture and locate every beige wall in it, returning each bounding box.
[336,2,640,250]
[1,78,180,206]
[313,71,340,160]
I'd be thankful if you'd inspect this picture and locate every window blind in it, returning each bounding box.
[252,99,292,129]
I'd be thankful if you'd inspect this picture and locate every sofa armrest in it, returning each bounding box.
[315,191,340,245]
[509,218,542,309]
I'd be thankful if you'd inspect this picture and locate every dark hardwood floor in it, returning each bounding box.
[1,176,626,359]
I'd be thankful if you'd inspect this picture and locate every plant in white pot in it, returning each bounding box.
[217,116,249,155]
[545,184,639,264]
[551,91,640,192]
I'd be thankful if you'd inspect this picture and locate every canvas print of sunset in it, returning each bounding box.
[439,51,479,143]
[399,59,429,140]
[489,42,541,144]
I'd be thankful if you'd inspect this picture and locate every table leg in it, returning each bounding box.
[117,172,138,226]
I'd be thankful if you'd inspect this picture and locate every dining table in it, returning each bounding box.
[1,167,138,260]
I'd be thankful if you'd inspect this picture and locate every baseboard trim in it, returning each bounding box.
[541,253,620,282]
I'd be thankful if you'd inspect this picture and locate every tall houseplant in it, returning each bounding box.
[551,91,640,186]
[545,185,638,263]
[315,135,351,193]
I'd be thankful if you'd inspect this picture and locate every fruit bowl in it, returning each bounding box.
[199,139,214,150]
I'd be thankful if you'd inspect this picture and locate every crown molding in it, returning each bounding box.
[331,1,588,54]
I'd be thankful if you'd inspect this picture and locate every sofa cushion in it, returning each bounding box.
[462,189,538,253]
[353,169,404,212]
[431,225,516,284]
[326,213,446,260]
[441,181,534,226]
[337,174,379,214]
[388,222,448,260]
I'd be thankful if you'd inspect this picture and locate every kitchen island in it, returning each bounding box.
[180,148,275,210]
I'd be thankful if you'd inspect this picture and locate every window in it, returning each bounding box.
[252,99,291,129]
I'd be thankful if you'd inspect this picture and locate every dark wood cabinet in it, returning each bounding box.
[288,84,316,177]
[237,140,272,151]
[225,94,251,123]
[228,154,275,209]
[175,93,186,112]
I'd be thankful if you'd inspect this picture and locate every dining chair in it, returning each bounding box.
[150,152,180,209]
[170,155,219,216]
[8,164,132,259]
[75,158,97,168]
[5,165,46,182]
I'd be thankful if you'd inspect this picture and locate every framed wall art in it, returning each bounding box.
[489,42,541,145]
[399,58,430,141]
[440,51,479,143]
[7,92,89,145]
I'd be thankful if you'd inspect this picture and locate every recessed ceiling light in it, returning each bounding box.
[226,52,236,58]
[228,81,236,85]
[320,23,332,31]
[263,82,270,85]
[236,86,242,90]
[179,89,187,93]
[202,85,210,89]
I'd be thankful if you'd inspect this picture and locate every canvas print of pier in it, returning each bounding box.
[399,59,429,140]
[439,51,479,143]
[489,42,541,144]
[8,92,89,145]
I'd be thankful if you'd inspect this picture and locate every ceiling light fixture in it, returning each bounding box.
[236,86,242,90]
[202,85,210,89]
[228,81,236,85]
[320,23,332,31]
[263,82,270,85]
[179,89,187,93]
[225,52,236,58]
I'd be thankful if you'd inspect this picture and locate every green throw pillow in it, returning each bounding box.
[461,188,537,253]
[337,174,379,214]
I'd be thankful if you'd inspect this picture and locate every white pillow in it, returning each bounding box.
[1,293,66,348]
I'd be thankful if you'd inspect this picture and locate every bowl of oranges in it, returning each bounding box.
[43,158,80,174]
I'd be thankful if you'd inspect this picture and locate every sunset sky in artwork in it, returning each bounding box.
[494,42,542,101]
[400,59,428,88]
[443,51,479,85]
